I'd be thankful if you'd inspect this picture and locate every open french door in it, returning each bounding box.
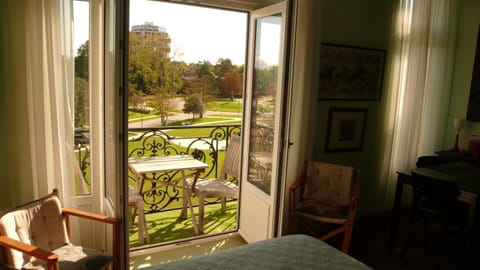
[65,0,107,251]
[67,0,124,259]
[239,1,288,243]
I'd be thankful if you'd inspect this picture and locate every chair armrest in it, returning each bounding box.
[289,174,306,192]
[61,208,121,270]
[347,197,360,222]
[62,207,120,225]
[0,235,59,270]
[288,174,306,234]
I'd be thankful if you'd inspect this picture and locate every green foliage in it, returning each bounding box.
[74,40,90,128]
[254,65,278,97]
[74,77,89,127]
[218,69,243,97]
[182,94,205,119]
[75,41,89,79]
[127,27,246,121]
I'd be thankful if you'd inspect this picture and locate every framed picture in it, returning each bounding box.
[325,108,367,152]
[318,43,386,100]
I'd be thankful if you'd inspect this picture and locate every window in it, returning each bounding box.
[73,0,91,196]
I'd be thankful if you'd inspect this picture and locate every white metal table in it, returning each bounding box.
[128,155,208,235]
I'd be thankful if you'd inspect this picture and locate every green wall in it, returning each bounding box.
[313,0,480,215]
[446,0,480,150]
[0,0,35,209]
[313,0,395,214]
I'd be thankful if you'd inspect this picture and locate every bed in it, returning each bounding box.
[144,234,372,270]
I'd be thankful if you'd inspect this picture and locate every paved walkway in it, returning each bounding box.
[128,110,241,129]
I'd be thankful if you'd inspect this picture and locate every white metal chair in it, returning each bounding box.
[188,135,241,233]
[128,185,150,244]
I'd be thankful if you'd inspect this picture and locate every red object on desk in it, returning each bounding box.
[467,138,480,159]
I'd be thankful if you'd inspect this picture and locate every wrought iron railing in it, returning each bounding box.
[76,124,241,212]
[74,128,91,194]
[128,124,241,213]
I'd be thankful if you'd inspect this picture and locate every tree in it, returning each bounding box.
[74,41,90,128]
[150,58,185,125]
[184,76,216,105]
[219,70,243,97]
[75,41,89,79]
[254,65,278,97]
[214,58,233,80]
[128,31,184,124]
[183,94,204,119]
[74,77,89,128]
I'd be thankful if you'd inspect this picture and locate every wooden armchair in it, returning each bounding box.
[289,161,360,253]
[0,189,120,270]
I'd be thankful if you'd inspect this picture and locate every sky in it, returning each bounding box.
[130,0,247,65]
[74,0,280,66]
[73,1,89,55]
[74,0,247,65]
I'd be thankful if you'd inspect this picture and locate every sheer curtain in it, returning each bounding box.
[377,0,458,209]
[0,0,74,204]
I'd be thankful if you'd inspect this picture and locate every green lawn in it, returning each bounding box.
[128,110,153,119]
[205,99,243,113]
[129,201,238,248]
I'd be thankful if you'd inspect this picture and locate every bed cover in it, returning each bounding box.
[144,234,372,270]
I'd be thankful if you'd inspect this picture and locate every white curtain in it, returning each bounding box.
[377,0,458,209]
[0,0,74,204]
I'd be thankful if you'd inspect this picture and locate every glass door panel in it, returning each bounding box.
[247,15,282,195]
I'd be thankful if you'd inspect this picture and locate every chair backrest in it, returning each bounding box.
[302,161,359,207]
[220,135,241,179]
[0,190,70,269]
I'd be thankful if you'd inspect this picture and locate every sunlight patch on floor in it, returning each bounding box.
[129,234,247,269]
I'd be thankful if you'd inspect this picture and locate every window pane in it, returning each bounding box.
[247,15,282,195]
[74,0,91,195]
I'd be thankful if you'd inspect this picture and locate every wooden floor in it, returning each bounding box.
[344,209,480,269]
[130,208,479,270]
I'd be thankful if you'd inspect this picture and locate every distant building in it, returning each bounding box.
[131,22,171,58]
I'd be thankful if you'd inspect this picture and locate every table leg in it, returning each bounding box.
[199,195,205,234]
[180,186,188,219]
[136,174,145,194]
[181,170,200,235]
[458,191,478,247]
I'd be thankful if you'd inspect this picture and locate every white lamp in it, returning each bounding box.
[452,117,465,152]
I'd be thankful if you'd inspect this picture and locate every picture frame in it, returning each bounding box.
[318,43,386,100]
[325,107,367,152]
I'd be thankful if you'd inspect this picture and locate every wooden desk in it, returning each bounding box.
[389,161,480,247]
[128,155,208,235]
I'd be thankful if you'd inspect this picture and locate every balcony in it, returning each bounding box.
[75,124,241,249]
